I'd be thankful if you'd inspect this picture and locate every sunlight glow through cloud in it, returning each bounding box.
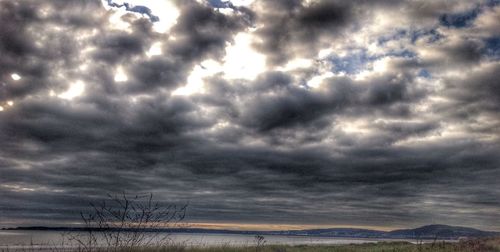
[58,81,85,100]
[173,60,222,96]
[230,0,255,6]
[114,67,128,82]
[222,33,266,80]
[307,72,334,88]
[147,42,163,57]
[11,73,21,81]
[173,32,267,96]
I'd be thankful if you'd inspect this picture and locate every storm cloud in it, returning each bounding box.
[0,0,499,231]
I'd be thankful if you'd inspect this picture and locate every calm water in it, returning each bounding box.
[0,230,388,248]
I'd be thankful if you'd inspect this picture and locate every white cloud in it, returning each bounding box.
[102,0,179,33]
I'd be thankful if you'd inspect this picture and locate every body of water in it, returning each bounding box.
[0,230,395,249]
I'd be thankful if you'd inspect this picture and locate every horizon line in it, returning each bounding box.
[3,222,499,233]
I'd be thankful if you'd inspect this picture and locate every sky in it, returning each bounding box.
[0,0,499,231]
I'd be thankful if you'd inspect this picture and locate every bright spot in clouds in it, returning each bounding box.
[339,120,370,134]
[173,60,222,96]
[354,58,391,81]
[307,72,334,88]
[147,42,163,57]
[229,0,255,6]
[174,32,267,96]
[0,101,15,112]
[372,58,389,73]
[114,67,128,82]
[280,58,313,71]
[107,11,131,30]
[11,73,21,81]
[222,33,266,80]
[58,81,85,100]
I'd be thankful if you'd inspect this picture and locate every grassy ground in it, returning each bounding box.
[3,237,500,252]
[118,237,500,252]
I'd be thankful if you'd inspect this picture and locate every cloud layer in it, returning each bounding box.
[0,0,499,230]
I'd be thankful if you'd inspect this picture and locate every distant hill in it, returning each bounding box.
[4,224,499,240]
[385,224,499,239]
[267,224,499,239]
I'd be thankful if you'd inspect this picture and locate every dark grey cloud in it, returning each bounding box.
[439,62,500,120]
[92,30,152,64]
[198,69,424,133]
[0,0,499,231]
[168,0,253,62]
[253,0,354,66]
[100,0,255,94]
[0,0,107,102]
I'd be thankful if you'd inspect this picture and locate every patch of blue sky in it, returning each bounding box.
[105,0,159,22]
[377,28,442,46]
[106,0,124,8]
[208,0,235,9]
[327,48,416,75]
[418,69,431,79]
[484,37,500,60]
[386,49,416,58]
[377,29,408,45]
[486,0,500,7]
[328,49,374,74]
[410,29,443,44]
[439,4,482,28]
[439,1,500,28]
[206,0,254,26]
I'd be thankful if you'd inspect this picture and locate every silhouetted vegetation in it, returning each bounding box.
[66,193,187,252]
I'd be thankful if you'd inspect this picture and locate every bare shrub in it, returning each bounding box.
[254,235,266,252]
[67,193,187,252]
